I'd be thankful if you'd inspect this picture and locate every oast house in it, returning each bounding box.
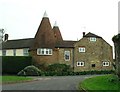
[0,12,113,72]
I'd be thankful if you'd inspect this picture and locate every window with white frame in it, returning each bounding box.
[103,62,109,66]
[37,48,52,55]
[77,61,85,66]
[90,37,96,42]
[13,49,16,56]
[79,47,85,52]
[23,48,29,56]
[64,51,70,61]
[2,50,6,56]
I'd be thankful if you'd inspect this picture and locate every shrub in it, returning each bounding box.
[47,63,72,72]
[108,75,119,83]
[2,56,32,74]
[17,65,42,76]
[74,70,114,76]
[41,63,72,76]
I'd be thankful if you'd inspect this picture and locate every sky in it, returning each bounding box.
[0,0,119,48]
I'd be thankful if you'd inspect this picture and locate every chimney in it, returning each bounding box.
[83,32,85,37]
[4,34,8,41]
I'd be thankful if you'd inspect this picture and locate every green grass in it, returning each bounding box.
[79,75,120,92]
[0,76,33,84]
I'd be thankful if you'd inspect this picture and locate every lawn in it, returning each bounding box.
[78,74,120,92]
[0,76,33,84]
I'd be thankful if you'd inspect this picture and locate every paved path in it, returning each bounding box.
[2,75,98,90]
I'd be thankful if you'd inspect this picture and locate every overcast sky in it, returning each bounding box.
[0,0,119,47]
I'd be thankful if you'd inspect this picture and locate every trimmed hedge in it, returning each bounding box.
[2,56,32,74]
[43,70,114,76]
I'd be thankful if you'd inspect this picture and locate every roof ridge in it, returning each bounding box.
[84,32,102,38]
[7,38,34,41]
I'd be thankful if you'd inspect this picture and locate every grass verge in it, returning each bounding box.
[78,74,120,92]
[0,76,33,84]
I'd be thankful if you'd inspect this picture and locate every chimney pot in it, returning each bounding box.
[4,34,8,41]
[83,32,85,37]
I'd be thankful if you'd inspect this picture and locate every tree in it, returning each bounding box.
[112,34,120,79]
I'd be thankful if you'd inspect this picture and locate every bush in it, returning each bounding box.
[74,70,114,76]
[17,65,42,76]
[108,75,119,83]
[2,56,32,74]
[46,63,72,76]
[47,63,72,72]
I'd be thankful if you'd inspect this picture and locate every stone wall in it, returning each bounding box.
[74,37,113,72]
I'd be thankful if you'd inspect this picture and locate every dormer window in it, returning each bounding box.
[90,37,96,42]
[37,48,52,55]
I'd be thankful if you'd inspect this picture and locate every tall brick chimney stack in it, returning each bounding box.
[4,34,8,41]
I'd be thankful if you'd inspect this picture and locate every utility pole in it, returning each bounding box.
[0,29,5,43]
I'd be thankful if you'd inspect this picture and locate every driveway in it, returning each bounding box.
[2,75,98,91]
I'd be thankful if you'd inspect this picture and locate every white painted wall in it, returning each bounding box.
[16,49,24,56]
[0,48,29,56]
[0,50,2,56]
[6,50,13,56]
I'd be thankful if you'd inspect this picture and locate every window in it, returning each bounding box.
[92,64,95,67]
[79,47,85,52]
[77,62,84,66]
[90,37,96,42]
[37,48,52,55]
[2,50,6,56]
[13,49,16,56]
[103,62,109,66]
[64,51,70,61]
[23,48,29,56]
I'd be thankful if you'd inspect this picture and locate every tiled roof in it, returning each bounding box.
[84,32,102,38]
[1,38,34,49]
[55,41,77,48]
[53,25,63,42]
[31,17,55,49]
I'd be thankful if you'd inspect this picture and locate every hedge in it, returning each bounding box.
[2,56,32,74]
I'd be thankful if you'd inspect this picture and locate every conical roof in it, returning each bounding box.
[31,12,55,49]
[53,21,63,43]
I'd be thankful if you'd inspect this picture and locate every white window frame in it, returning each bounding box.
[77,61,85,66]
[103,62,109,66]
[23,48,29,56]
[79,47,85,52]
[37,48,52,55]
[64,51,70,61]
[90,37,96,42]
